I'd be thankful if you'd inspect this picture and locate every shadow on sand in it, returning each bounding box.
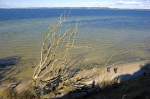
[114,63,150,83]
[0,56,20,81]
[57,62,150,99]
[0,56,20,68]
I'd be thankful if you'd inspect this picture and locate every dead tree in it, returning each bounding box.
[32,17,80,95]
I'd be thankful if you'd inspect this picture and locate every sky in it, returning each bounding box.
[0,0,150,9]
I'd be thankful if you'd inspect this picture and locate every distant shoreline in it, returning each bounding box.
[0,7,150,11]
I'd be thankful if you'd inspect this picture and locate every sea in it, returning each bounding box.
[0,8,150,68]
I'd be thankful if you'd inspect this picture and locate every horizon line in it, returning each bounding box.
[0,7,150,10]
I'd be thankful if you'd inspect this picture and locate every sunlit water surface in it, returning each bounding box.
[0,9,150,68]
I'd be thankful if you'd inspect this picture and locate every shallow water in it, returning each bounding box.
[0,8,150,67]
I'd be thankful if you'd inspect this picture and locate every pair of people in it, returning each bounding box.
[107,65,118,73]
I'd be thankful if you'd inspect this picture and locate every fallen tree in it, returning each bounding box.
[32,17,88,97]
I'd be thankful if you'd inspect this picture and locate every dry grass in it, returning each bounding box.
[0,87,39,99]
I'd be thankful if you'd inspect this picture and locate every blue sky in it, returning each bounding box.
[0,0,150,9]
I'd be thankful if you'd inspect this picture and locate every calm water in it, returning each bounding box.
[0,8,150,67]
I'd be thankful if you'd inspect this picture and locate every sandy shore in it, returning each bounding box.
[75,60,150,85]
[0,60,149,95]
